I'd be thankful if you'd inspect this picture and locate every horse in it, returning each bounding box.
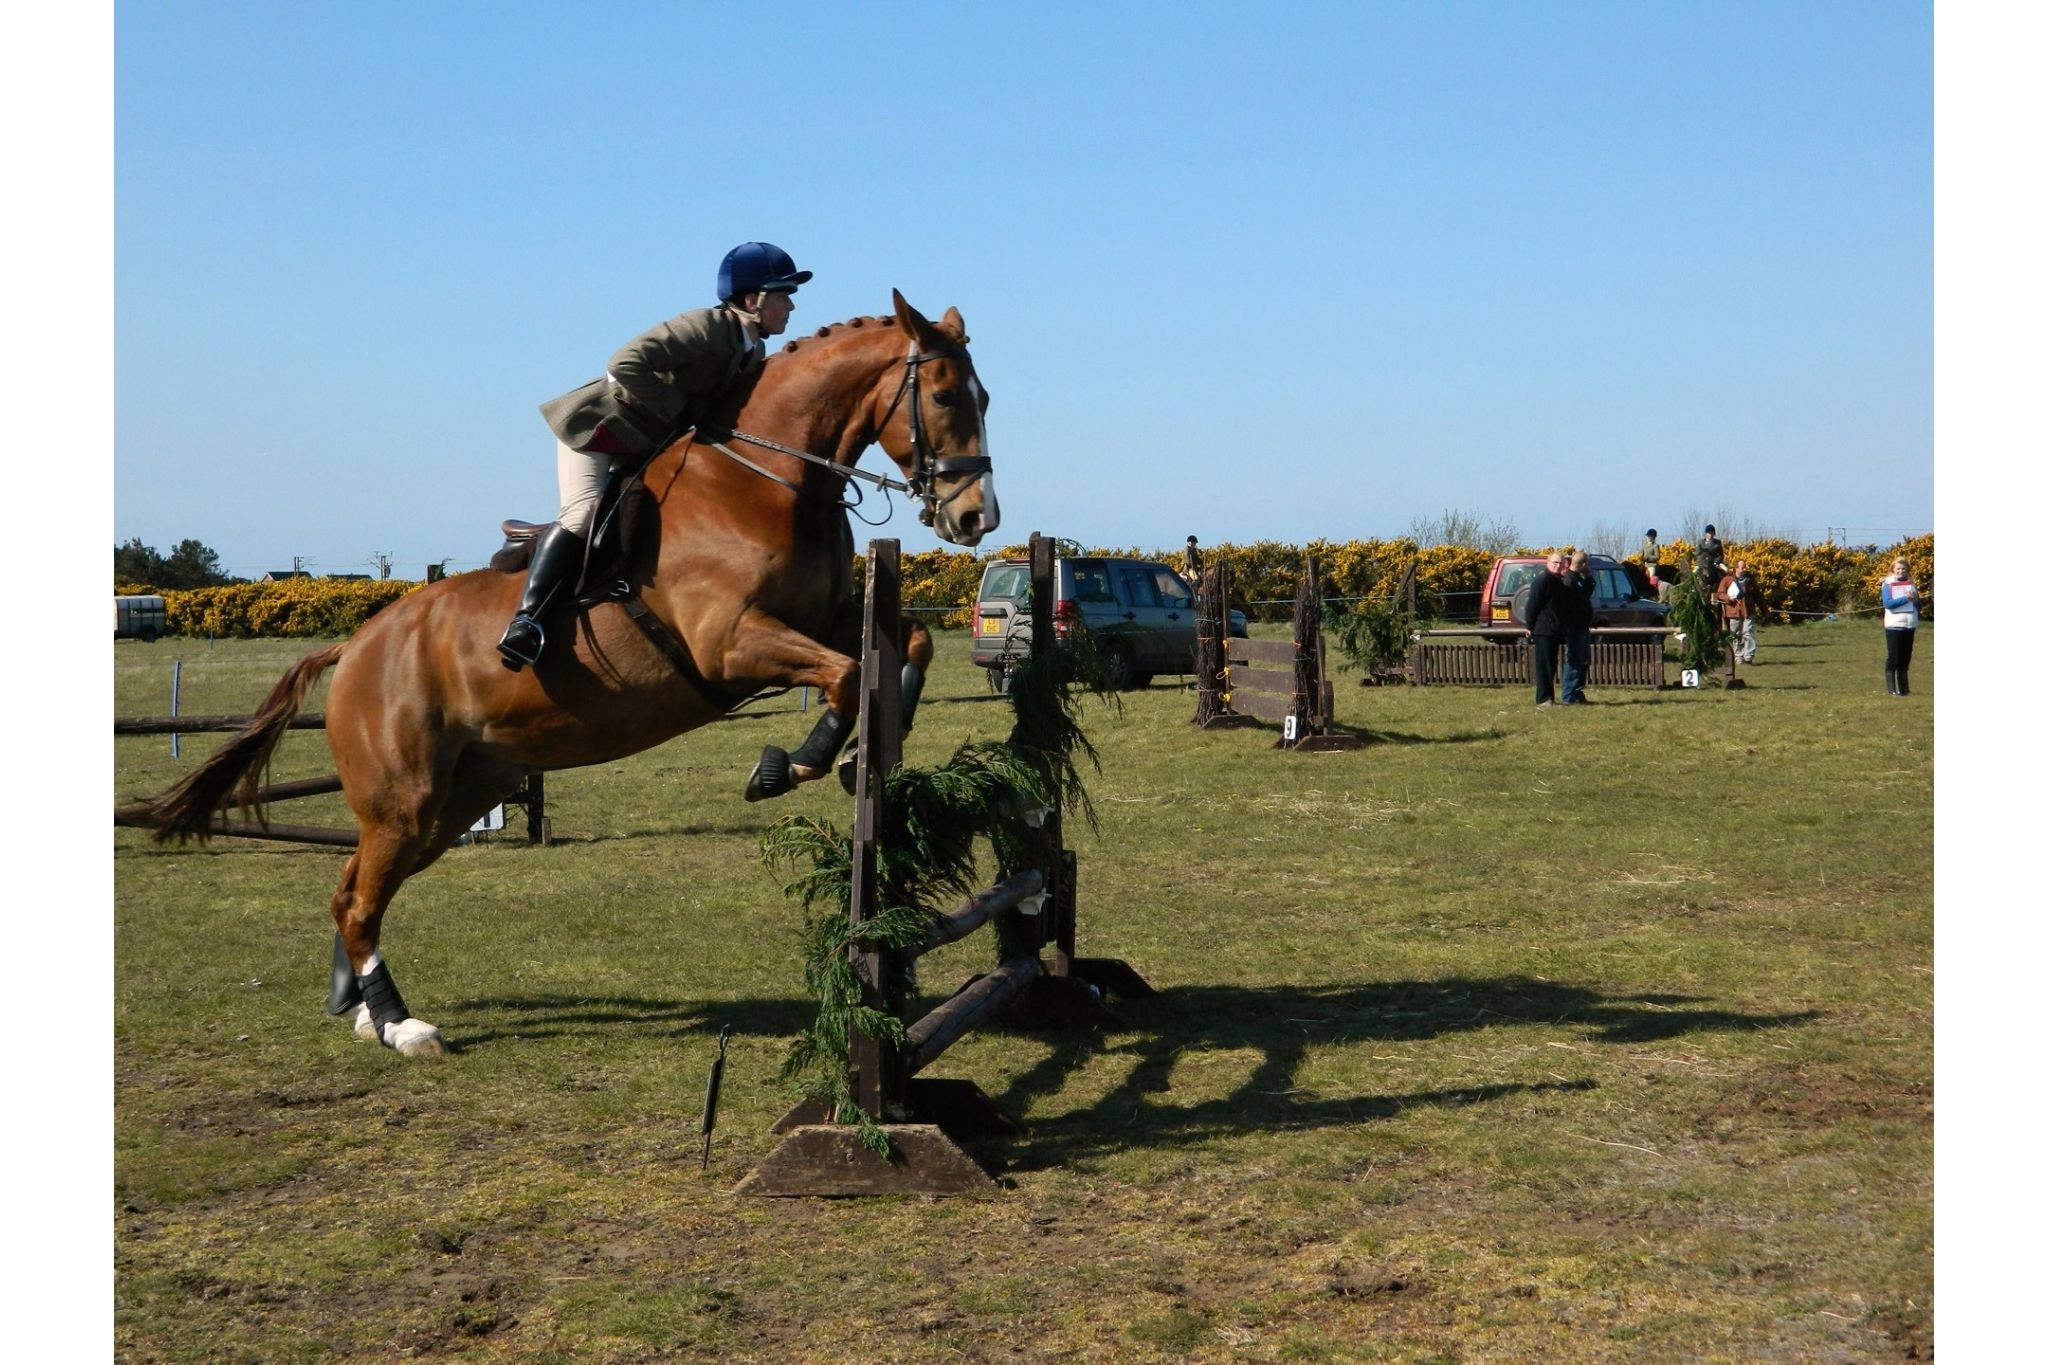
[128,290,998,1056]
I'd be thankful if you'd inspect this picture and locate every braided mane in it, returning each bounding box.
[774,314,898,356]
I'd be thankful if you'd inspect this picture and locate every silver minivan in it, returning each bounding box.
[971,555,1246,690]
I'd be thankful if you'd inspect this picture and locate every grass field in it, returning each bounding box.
[113,619,1932,1362]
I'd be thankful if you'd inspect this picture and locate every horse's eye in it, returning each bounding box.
[932,390,957,407]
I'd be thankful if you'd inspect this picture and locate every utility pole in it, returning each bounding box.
[372,551,393,580]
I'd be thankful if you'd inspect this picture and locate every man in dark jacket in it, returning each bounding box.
[1524,552,1569,706]
[1559,549,1595,704]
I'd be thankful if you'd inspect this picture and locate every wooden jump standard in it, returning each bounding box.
[738,533,1150,1197]
[114,713,550,846]
[1192,552,1362,751]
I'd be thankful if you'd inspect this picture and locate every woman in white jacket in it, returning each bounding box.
[1880,557,1920,696]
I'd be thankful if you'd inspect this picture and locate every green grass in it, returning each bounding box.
[114,621,1931,1361]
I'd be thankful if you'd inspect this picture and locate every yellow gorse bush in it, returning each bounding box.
[128,536,1931,637]
[163,578,423,638]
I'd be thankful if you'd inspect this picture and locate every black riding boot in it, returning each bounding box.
[498,524,587,670]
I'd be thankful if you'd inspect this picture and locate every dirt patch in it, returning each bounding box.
[1701,1067,1931,1129]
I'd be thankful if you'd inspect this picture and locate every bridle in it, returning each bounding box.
[704,342,991,528]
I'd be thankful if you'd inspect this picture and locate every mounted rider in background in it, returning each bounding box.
[498,241,813,669]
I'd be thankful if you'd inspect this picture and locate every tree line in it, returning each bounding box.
[114,538,238,590]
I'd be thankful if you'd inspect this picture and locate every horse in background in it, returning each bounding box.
[128,290,998,1055]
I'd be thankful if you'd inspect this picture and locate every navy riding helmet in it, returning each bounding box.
[718,242,812,302]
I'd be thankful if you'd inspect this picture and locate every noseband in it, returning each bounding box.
[706,343,990,529]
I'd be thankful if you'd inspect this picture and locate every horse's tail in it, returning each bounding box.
[130,643,347,844]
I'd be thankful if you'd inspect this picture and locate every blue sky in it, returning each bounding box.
[110,0,1932,578]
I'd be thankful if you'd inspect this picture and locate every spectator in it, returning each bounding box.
[1718,559,1758,664]
[1695,524,1727,593]
[1524,552,1569,707]
[1881,556,1920,695]
[1641,528,1666,601]
[1560,549,1595,704]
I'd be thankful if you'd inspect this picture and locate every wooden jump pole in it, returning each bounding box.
[738,533,1149,1197]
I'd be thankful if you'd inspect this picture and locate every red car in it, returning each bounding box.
[1479,555,1668,630]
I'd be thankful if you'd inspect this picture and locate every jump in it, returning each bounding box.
[127,270,998,1057]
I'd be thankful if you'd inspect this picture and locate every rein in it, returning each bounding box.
[704,343,992,527]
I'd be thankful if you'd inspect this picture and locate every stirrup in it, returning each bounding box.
[498,615,546,670]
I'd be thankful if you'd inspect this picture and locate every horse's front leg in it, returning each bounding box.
[899,615,934,734]
[732,603,865,802]
[823,615,936,796]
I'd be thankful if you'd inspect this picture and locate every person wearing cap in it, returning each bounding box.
[1641,528,1668,602]
[499,242,813,669]
[1694,524,1727,594]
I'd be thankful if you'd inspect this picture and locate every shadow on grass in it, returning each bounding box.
[1354,726,1508,746]
[433,992,814,1049]
[429,977,1815,1163]
[982,975,1817,1169]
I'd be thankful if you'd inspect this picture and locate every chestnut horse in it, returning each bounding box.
[131,291,997,1055]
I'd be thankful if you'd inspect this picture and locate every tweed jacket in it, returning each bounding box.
[539,305,764,457]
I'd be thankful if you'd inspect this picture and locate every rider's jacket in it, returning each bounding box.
[540,305,765,458]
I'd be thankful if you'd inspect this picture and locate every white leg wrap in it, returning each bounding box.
[352,1003,379,1041]
[382,1018,447,1056]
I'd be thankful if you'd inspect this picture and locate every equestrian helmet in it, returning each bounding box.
[718,242,812,301]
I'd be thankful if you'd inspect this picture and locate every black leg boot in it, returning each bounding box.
[498,524,588,670]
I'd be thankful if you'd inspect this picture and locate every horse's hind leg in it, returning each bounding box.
[323,765,520,1055]
[330,821,447,1056]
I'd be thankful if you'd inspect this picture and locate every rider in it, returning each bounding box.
[498,241,812,669]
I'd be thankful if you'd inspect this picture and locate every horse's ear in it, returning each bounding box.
[939,306,969,345]
[891,289,945,349]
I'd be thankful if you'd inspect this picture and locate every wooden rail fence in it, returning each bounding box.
[115,713,549,846]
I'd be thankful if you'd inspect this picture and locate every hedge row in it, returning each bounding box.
[121,534,1932,637]
[153,578,425,638]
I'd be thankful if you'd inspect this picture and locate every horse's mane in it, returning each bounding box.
[771,314,899,358]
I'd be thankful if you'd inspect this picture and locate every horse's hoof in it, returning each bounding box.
[745,746,792,802]
[387,1019,447,1057]
[837,746,859,796]
[350,1005,446,1055]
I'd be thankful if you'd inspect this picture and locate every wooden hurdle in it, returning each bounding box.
[114,713,550,846]
[1192,554,1363,751]
[1407,628,1671,688]
[737,533,1150,1197]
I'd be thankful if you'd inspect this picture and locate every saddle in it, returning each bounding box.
[488,474,655,591]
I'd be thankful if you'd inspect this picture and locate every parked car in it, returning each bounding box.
[972,554,1247,690]
[1479,555,1669,630]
